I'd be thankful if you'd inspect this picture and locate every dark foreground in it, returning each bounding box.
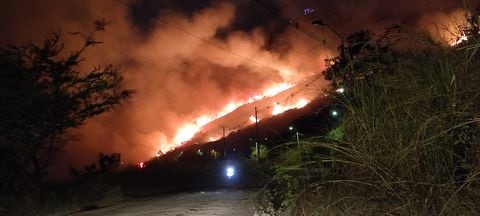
[61,189,259,216]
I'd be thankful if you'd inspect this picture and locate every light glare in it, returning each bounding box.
[226,166,235,178]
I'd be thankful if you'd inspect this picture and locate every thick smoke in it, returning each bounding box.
[0,0,476,177]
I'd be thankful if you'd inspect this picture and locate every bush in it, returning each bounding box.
[265,27,480,215]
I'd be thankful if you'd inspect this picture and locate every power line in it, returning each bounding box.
[113,0,327,138]
[113,0,294,79]
[251,0,330,45]
[344,0,359,34]
[221,72,324,134]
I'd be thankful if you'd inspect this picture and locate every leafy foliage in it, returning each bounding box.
[0,30,133,193]
[250,144,268,160]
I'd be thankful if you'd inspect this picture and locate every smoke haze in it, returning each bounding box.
[0,0,477,177]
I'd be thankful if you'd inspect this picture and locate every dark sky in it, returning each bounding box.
[0,0,477,177]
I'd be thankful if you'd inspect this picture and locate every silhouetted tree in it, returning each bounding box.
[322,29,395,85]
[98,152,121,172]
[0,23,133,193]
[84,163,98,175]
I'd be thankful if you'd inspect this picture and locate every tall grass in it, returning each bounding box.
[263,37,480,215]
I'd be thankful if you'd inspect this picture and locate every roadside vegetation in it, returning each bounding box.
[260,7,480,215]
[0,23,134,215]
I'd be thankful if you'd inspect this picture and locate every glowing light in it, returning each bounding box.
[272,103,284,115]
[155,143,175,157]
[451,34,468,46]
[295,98,309,108]
[335,87,345,94]
[331,110,339,117]
[225,166,235,178]
[272,98,309,116]
[263,83,293,97]
[216,102,244,119]
[168,82,297,152]
[195,116,213,127]
[245,83,293,102]
[304,8,314,15]
[249,115,257,123]
[139,162,145,168]
[174,123,201,145]
[225,103,240,113]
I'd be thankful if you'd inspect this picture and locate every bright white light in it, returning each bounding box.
[335,87,345,94]
[331,110,339,117]
[226,166,235,178]
[295,98,309,108]
[289,126,294,131]
[263,83,293,97]
[174,123,200,144]
[195,116,213,127]
[272,98,310,116]
[451,34,468,46]
[249,115,258,123]
[272,103,284,116]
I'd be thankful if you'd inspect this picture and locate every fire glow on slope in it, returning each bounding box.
[165,82,309,153]
[272,98,309,115]
[451,34,468,46]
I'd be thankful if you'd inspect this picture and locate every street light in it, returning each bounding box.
[335,87,345,94]
[288,125,310,181]
[331,110,339,117]
[288,126,300,147]
[225,166,235,179]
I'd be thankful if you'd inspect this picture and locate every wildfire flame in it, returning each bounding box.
[249,115,257,123]
[451,34,468,46]
[168,82,299,150]
[173,123,201,145]
[272,98,309,116]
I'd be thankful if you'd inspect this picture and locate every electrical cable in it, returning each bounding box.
[114,0,294,79]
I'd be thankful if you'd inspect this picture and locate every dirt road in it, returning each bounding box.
[68,189,259,216]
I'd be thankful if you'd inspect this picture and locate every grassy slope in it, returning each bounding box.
[264,39,480,215]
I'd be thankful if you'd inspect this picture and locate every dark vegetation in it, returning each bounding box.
[0,23,134,214]
[258,6,480,215]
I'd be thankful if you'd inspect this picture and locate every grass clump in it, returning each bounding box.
[262,27,480,215]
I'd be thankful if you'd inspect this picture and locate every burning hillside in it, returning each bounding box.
[0,0,478,176]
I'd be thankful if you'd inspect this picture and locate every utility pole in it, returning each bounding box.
[296,131,300,147]
[255,107,260,161]
[222,126,226,157]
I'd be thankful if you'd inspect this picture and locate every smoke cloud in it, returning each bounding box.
[0,0,477,177]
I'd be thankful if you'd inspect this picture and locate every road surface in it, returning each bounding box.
[69,189,259,216]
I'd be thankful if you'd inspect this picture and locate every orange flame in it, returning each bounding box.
[272,98,309,116]
[249,115,258,123]
[451,34,468,46]
[163,82,305,155]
